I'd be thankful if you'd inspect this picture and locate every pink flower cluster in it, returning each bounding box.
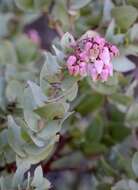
[66,35,119,82]
[27,30,41,45]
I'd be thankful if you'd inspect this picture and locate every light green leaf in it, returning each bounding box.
[31,165,51,190]
[126,103,138,127]
[15,35,38,64]
[23,135,59,164]
[0,13,14,37]
[12,160,31,188]
[112,56,136,72]
[132,152,138,177]
[0,40,17,65]
[112,5,138,30]
[6,80,23,103]
[105,19,115,41]
[61,32,75,49]
[27,80,47,107]
[31,166,43,187]
[14,0,34,11]
[108,93,133,112]
[61,78,78,101]
[34,102,65,120]
[7,115,26,158]
[112,179,138,190]
[40,52,61,94]
[129,24,138,42]
[24,110,41,132]
[85,115,104,142]
[70,0,91,10]
[102,0,114,24]
[88,75,118,95]
[0,77,6,110]
[37,121,61,140]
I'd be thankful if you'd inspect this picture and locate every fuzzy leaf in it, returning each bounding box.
[112,56,136,72]
[34,102,65,120]
[112,5,138,30]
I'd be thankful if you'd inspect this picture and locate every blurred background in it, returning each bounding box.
[1,0,138,190]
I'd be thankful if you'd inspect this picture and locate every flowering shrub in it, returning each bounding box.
[66,35,119,81]
[0,0,138,190]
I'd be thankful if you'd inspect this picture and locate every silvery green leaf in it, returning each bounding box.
[7,115,26,158]
[60,77,78,103]
[24,110,41,132]
[102,0,114,24]
[29,132,45,147]
[31,166,43,187]
[0,13,14,37]
[42,52,61,77]
[32,165,51,190]
[12,159,31,188]
[27,80,47,107]
[6,80,23,103]
[129,24,138,42]
[125,103,138,127]
[0,40,17,65]
[112,34,125,44]
[105,19,115,40]
[112,56,136,72]
[14,0,34,11]
[0,77,6,110]
[15,35,38,64]
[61,32,75,49]
[52,45,65,62]
[37,121,61,140]
[22,13,41,25]
[132,152,138,177]
[23,135,59,164]
[34,102,65,120]
[112,5,138,30]
[70,0,91,10]
[40,52,61,94]
[124,45,138,56]
[108,93,133,112]
[112,179,138,190]
[0,175,13,190]
[88,74,118,95]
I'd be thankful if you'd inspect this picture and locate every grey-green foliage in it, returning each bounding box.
[0,165,51,190]
[0,33,78,189]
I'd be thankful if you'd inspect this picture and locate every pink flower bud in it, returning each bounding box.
[88,64,98,81]
[85,42,92,51]
[101,69,109,81]
[79,51,88,62]
[27,30,40,45]
[94,60,104,74]
[94,36,105,47]
[110,45,119,56]
[67,55,77,67]
[79,62,87,77]
[99,47,110,65]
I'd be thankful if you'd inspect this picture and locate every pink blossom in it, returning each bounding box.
[94,60,104,74]
[85,42,92,51]
[94,36,105,47]
[88,64,98,81]
[27,30,40,45]
[67,55,77,66]
[105,64,113,76]
[79,62,87,76]
[110,45,119,56]
[101,69,109,82]
[99,47,110,65]
[68,65,79,76]
[79,51,88,62]
[66,33,119,82]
